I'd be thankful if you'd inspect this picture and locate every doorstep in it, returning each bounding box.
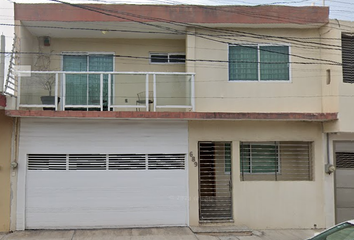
[190,226,253,236]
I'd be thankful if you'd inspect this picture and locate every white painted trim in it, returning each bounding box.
[55,73,58,111]
[145,74,149,111]
[110,105,145,108]
[17,76,21,109]
[18,71,195,75]
[18,104,55,108]
[153,74,157,112]
[108,74,111,111]
[63,74,66,111]
[191,75,195,111]
[100,74,103,111]
[64,105,100,108]
[156,105,193,109]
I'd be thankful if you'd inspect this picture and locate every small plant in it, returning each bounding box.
[34,53,55,96]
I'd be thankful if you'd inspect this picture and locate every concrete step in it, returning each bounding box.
[190,226,255,236]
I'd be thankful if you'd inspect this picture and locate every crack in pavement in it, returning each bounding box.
[70,230,76,240]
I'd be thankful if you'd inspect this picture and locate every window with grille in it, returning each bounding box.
[229,45,290,81]
[240,141,312,181]
[150,53,186,64]
[342,34,354,83]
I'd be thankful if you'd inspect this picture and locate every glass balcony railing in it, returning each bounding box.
[17,71,195,112]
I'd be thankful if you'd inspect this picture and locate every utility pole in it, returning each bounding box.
[0,34,5,93]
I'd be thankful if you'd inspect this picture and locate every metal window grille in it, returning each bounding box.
[342,34,354,83]
[336,152,354,169]
[240,141,313,181]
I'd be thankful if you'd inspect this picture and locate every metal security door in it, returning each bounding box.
[199,142,232,220]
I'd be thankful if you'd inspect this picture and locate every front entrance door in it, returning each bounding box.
[199,142,233,221]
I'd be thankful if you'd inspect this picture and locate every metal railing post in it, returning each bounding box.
[191,74,195,111]
[17,76,21,110]
[100,74,103,111]
[145,74,149,111]
[153,74,156,112]
[63,73,66,111]
[55,73,58,111]
[108,74,111,111]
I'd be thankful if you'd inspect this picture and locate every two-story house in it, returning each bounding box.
[3,2,352,232]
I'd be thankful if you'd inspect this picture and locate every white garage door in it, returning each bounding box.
[17,119,188,229]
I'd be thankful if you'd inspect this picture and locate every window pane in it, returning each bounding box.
[251,144,278,173]
[260,46,289,81]
[224,143,232,173]
[151,54,168,63]
[63,55,88,106]
[169,54,186,63]
[88,55,114,105]
[229,46,258,81]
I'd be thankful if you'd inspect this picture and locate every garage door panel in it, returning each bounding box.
[19,119,188,229]
[335,145,354,223]
[336,188,354,208]
[336,169,354,188]
[20,119,188,154]
[26,209,187,229]
[26,170,188,228]
[336,208,354,224]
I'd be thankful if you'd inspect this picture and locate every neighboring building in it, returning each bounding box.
[0,95,13,232]
[3,2,354,231]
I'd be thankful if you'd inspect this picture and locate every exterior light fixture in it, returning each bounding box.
[43,36,50,46]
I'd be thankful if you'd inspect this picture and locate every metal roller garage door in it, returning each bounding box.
[16,119,188,229]
[335,142,354,224]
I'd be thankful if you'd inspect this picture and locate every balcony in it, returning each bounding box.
[16,71,195,112]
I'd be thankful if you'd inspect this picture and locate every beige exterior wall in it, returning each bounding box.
[321,20,354,133]
[187,28,324,113]
[188,120,326,229]
[0,110,13,232]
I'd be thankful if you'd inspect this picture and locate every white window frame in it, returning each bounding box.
[240,141,281,174]
[228,44,291,82]
[149,52,186,64]
[60,52,115,110]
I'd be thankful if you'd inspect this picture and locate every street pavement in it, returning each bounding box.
[0,227,321,240]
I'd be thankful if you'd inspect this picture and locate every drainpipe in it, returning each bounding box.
[325,132,335,174]
[0,34,5,93]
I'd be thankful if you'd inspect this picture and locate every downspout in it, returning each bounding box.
[9,117,20,231]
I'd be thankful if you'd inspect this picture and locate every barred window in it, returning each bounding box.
[240,141,312,181]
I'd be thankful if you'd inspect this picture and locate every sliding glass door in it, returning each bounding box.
[63,54,114,109]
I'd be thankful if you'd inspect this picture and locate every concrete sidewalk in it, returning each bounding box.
[0,227,320,240]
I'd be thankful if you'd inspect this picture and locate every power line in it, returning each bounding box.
[0,51,342,66]
[45,1,342,66]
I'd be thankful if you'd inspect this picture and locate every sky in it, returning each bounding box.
[0,0,353,53]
